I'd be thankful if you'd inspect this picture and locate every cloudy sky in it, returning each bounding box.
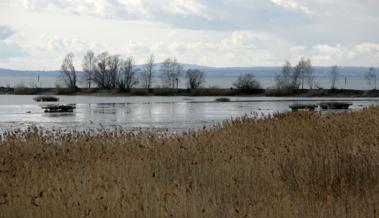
[0,0,378,70]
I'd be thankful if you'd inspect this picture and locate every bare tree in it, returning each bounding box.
[119,57,139,91]
[93,52,109,89]
[107,55,120,89]
[365,67,377,89]
[60,52,77,90]
[82,50,95,89]
[186,69,205,89]
[330,65,338,89]
[160,58,182,88]
[234,74,262,91]
[92,52,120,89]
[275,61,304,90]
[294,58,314,89]
[141,55,155,89]
[275,61,294,89]
[305,58,314,89]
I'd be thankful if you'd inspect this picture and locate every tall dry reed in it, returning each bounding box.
[1,107,379,218]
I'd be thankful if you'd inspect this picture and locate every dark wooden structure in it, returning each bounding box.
[34,96,59,102]
[41,104,76,113]
[289,104,318,112]
[319,102,352,110]
[215,98,231,102]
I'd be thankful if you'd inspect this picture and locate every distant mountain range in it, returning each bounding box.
[0,65,371,78]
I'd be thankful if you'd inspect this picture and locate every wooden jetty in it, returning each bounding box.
[41,104,76,113]
[289,104,318,112]
[215,97,231,102]
[319,102,352,110]
[34,95,59,102]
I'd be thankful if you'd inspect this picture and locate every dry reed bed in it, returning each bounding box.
[1,108,379,218]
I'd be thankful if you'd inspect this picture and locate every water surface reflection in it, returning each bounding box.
[0,95,378,132]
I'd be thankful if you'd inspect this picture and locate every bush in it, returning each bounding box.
[13,83,42,95]
[55,85,76,95]
[130,88,149,96]
[233,74,263,94]
[153,88,178,96]
[13,83,27,94]
[190,88,237,96]
[265,88,296,96]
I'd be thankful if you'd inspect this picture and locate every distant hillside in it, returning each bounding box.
[0,66,370,78]
[200,66,370,77]
[0,68,59,77]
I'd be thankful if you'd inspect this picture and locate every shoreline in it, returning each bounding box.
[2,87,379,98]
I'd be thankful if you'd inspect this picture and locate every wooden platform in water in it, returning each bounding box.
[320,102,352,110]
[34,96,59,102]
[289,104,318,112]
[41,104,76,113]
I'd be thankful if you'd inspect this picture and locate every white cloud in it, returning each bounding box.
[164,0,211,19]
[21,0,150,19]
[289,46,306,53]
[1,0,379,69]
[0,25,27,60]
[303,43,379,66]
[354,43,379,54]
[271,0,312,15]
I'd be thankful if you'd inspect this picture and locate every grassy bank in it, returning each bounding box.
[1,108,379,217]
[3,86,379,97]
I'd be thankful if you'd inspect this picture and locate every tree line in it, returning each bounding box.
[60,51,208,91]
[275,58,377,90]
[275,58,378,90]
[61,52,378,92]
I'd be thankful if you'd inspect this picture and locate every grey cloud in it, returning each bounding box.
[0,25,15,40]
[0,41,28,59]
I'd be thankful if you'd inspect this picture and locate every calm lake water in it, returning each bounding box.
[0,95,378,133]
[0,75,374,90]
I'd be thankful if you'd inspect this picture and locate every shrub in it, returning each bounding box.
[190,88,237,96]
[265,88,296,96]
[233,74,263,94]
[130,88,149,96]
[153,88,178,96]
[55,85,76,95]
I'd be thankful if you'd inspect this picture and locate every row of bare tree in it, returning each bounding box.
[61,53,378,91]
[275,58,378,90]
[60,51,206,90]
[275,58,315,90]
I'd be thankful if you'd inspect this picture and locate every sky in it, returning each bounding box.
[0,0,378,70]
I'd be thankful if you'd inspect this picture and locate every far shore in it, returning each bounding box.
[1,86,379,98]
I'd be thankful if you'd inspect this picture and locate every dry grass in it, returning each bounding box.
[1,108,379,218]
